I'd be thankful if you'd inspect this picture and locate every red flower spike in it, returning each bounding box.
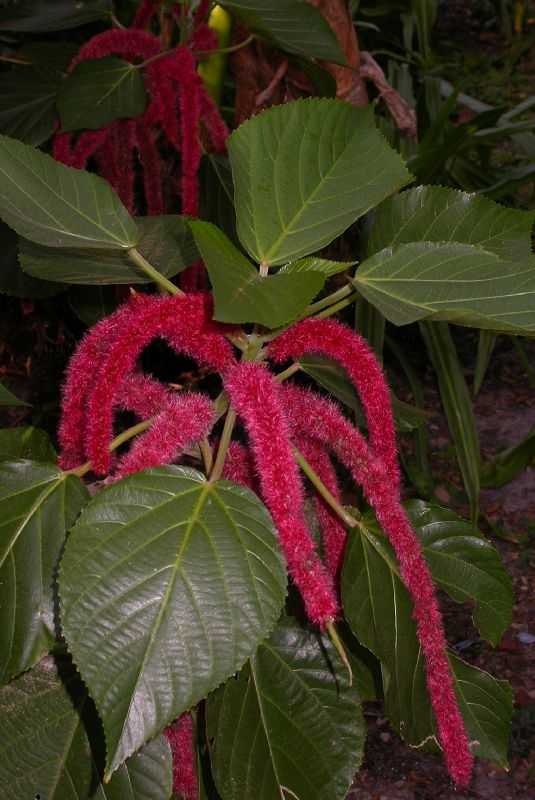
[188,23,218,52]
[85,293,234,474]
[268,318,400,491]
[57,300,137,469]
[164,712,198,800]
[281,385,473,786]
[116,371,170,418]
[111,391,214,481]
[292,433,347,577]
[220,440,258,492]
[70,29,161,68]
[224,361,338,627]
[134,121,164,215]
[192,0,210,26]
[131,0,158,29]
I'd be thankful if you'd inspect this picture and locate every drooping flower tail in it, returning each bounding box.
[224,361,338,627]
[281,384,473,786]
[164,712,198,800]
[111,391,214,481]
[84,293,234,474]
[268,317,400,490]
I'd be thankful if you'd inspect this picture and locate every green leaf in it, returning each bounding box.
[206,617,364,800]
[279,256,357,276]
[474,330,497,394]
[0,461,89,685]
[219,0,345,64]
[0,220,60,297]
[297,353,433,431]
[0,134,138,249]
[0,66,61,146]
[199,153,238,246]
[0,0,113,31]
[341,500,513,764]
[353,241,528,330]
[481,424,535,488]
[228,99,411,266]
[0,382,28,406]
[17,41,79,71]
[408,500,512,644]
[365,185,535,333]
[0,427,55,462]
[59,466,287,777]
[58,56,147,133]
[419,322,480,521]
[0,657,173,800]
[20,215,198,283]
[67,284,117,325]
[190,220,324,326]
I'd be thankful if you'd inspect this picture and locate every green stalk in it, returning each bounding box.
[293,447,361,530]
[209,407,237,481]
[127,247,183,295]
[69,419,152,477]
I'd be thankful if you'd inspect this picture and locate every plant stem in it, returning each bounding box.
[316,291,360,319]
[274,363,300,382]
[126,247,184,295]
[199,436,213,475]
[138,34,254,70]
[68,419,152,477]
[326,622,353,687]
[292,448,361,530]
[209,407,237,482]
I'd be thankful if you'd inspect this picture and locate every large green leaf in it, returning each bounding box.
[0,461,89,685]
[297,353,434,432]
[219,0,345,64]
[0,426,56,462]
[20,215,198,283]
[58,57,147,133]
[59,466,287,777]
[364,185,535,333]
[190,219,324,326]
[228,99,411,266]
[420,322,480,521]
[0,66,61,146]
[0,219,60,297]
[0,134,138,249]
[353,242,531,331]
[481,423,535,488]
[341,500,513,765]
[0,657,173,800]
[0,382,28,406]
[0,0,113,31]
[206,617,364,800]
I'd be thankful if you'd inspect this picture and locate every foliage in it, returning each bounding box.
[0,2,529,799]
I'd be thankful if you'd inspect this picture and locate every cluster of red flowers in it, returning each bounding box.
[52,0,228,289]
[58,292,473,789]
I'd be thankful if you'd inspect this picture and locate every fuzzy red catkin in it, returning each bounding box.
[292,434,347,577]
[268,318,400,491]
[219,440,258,492]
[131,0,158,29]
[69,29,161,68]
[111,391,214,481]
[57,300,138,469]
[85,293,234,474]
[224,361,338,627]
[281,384,473,786]
[164,712,198,800]
[134,121,164,215]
